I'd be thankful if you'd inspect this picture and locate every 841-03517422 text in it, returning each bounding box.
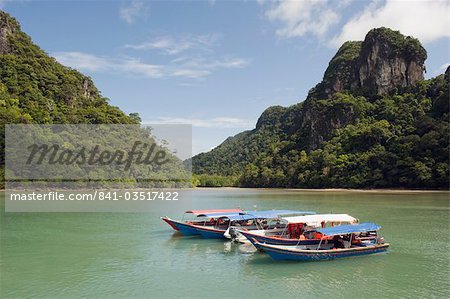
[9,191,179,201]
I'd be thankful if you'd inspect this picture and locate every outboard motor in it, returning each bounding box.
[229,227,239,240]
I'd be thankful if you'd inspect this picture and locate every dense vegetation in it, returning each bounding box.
[1,12,447,190]
[308,41,362,100]
[192,29,449,189]
[238,80,449,189]
[0,11,138,125]
[0,11,189,188]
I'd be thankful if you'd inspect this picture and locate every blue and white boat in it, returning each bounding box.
[237,214,359,245]
[207,210,316,239]
[253,222,389,261]
[162,209,315,239]
[161,209,243,236]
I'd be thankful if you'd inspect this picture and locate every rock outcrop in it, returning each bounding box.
[357,28,426,95]
[192,27,435,175]
[0,11,18,54]
[298,28,428,148]
[309,28,426,99]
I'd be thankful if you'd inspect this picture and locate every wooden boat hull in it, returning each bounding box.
[195,226,227,239]
[253,241,390,261]
[161,217,227,238]
[161,217,201,236]
[239,230,321,246]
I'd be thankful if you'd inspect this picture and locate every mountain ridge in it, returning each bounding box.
[0,10,191,188]
[0,10,139,125]
[191,28,449,189]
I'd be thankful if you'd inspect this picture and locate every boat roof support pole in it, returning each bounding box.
[317,237,323,250]
[281,224,287,237]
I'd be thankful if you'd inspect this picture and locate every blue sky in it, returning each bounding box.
[2,0,449,155]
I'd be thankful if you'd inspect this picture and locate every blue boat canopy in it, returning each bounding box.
[218,214,263,221]
[217,210,316,221]
[186,209,243,216]
[196,212,242,218]
[244,210,315,218]
[317,222,381,236]
[197,209,315,219]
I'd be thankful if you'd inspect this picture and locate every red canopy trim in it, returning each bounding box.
[185,209,242,215]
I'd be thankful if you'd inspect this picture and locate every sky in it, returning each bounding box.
[2,0,449,156]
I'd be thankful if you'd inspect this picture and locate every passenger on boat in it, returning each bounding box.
[333,235,346,248]
[304,231,316,240]
[351,233,362,245]
[288,223,304,239]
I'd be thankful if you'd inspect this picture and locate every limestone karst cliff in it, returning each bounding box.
[191,28,449,189]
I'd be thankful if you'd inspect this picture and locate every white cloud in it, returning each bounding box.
[179,82,197,87]
[52,51,248,79]
[180,57,249,70]
[119,0,148,24]
[119,34,248,78]
[266,0,340,38]
[264,0,449,47]
[436,62,450,74]
[203,58,249,69]
[51,52,110,72]
[53,52,164,78]
[144,117,254,129]
[120,59,165,78]
[172,69,211,79]
[330,0,450,47]
[125,34,219,55]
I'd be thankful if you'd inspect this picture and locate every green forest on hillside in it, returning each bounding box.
[193,77,449,189]
[1,11,448,190]
[0,11,190,188]
[238,81,449,189]
[191,29,449,189]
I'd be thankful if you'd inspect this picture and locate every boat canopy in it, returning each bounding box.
[195,212,243,218]
[188,209,314,219]
[244,210,315,218]
[218,210,316,222]
[317,222,381,236]
[218,214,263,221]
[282,214,358,225]
[185,209,243,216]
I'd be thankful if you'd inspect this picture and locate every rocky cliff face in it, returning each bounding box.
[309,28,426,99]
[299,28,427,148]
[357,28,426,95]
[192,27,433,173]
[0,11,18,54]
[299,99,360,149]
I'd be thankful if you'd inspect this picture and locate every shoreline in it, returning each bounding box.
[191,187,450,194]
[1,187,449,194]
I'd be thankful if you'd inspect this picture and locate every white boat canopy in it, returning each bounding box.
[281,214,358,226]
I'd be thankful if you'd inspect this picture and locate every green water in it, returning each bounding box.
[1,189,449,298]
